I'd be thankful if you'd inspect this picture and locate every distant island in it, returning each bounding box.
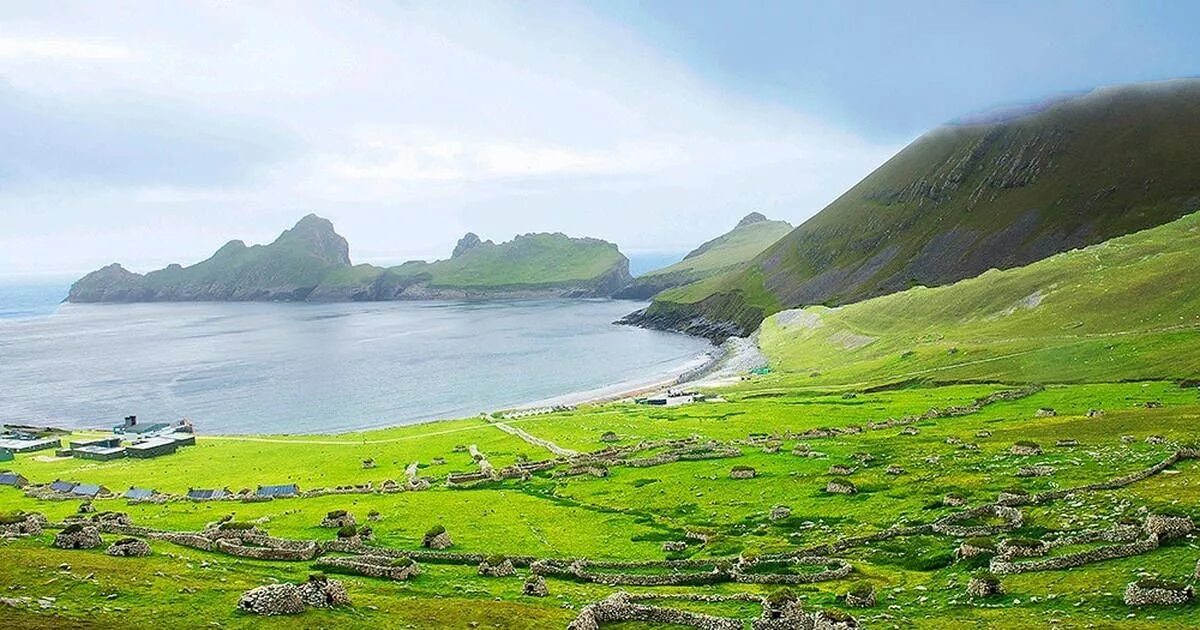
[67,215,633,302]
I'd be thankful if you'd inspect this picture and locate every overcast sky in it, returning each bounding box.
[1,1,1197,277]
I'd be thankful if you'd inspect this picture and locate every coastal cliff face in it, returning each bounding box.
[626,80,1200,340]
[69,217,632,303]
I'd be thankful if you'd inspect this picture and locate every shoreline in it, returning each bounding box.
[202,337,761,438]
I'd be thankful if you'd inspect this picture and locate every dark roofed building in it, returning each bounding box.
[127,437,177,459]
[50,479,78,493]
[256,484,300,498]
[71,483,109,498]
[0,471,28,487]
[69,436,122,450]
[166,433,196,447]
[187,487,229,501]
[0,436,61,453]
[73,445,127,461]
[124,487,156,501]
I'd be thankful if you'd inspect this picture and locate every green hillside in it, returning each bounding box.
[310,232,631,299]
[614,212,792,299]
[758,211,1200,386]
[628,79,1200,339]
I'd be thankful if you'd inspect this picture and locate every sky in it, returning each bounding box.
[0,0,1197,277]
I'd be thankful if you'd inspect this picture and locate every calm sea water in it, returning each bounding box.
[0,288,711,434]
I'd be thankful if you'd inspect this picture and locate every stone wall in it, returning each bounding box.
[1123,581,1195,606]
[314,555,420,581]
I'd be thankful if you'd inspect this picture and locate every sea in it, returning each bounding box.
[0,279,711,435]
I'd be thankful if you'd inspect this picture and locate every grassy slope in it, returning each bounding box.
[315,233,628,294]
[647,80,1200,336]
[3,382,1200,628]
[642,218,793,279]
[759,211,1200,386]
[425,234,625,287]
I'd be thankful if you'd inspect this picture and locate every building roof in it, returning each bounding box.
[128,437,176,450]
[256,484,299,497]
[187,488,227,500]
[49,480,77,492]
[124,487,155,500]
[74,445,126,457]
[71,483,105,497]
[0,472,27,486]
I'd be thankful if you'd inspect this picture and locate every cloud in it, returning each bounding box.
[0,36,130,60]
[0,1,899,275]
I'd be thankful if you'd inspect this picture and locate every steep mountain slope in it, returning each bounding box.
[758,211,1200,386]
[613,212,792,299]
[625,79,1200,339]
[69,217,631,302]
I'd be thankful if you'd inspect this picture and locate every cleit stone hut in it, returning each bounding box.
[826,479,857,495]
[237,584,306,616]
[523,575,549,597]
[885,465,905,475]
[1144,513,1194,541]
[770,505,792,520]
[106,537,151,557]
[53,523,102,549]
[842,583,876,608]
[967,572,1003,597]
[1009,441,1042,456]
[321,510,356,528]
[729,465,757,479]
[600,431,619,443]
[423,524,453,549]
[478,555,516,577]
[1124,579,1194,607]
[828,464,854,476]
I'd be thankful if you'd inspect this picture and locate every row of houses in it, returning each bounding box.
[61,418,196,461]
[186,484,300,501]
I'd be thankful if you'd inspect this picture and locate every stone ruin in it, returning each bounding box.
[770,506,792,521]
[106,537,151,557]
[478,556,516,577]
[1121,435,1136,444]
[361,458,375,469]
[423,525,453,550]
[238,583,305,616]
[662,541,688,553]
[53,523,102,549]
[1123,579,1195,607]
[1034,408,1057,417]
[828,464,854,476]
[997,489,1030,506]
[1146,435,1168,445]
[0,511,45,537]
[1016,465,1055,478]
[92,511,131,527]
[729,466,757,480]
[826,479,857,495]
[885,465,905,476]
[967,573,1003,598]
[320,510,355,528]
[976,430,992,438]
[1009,441,1043,456]
[996,538,1048,559]
[1144,513,1195,541]
[237,575,351,616]
[314,555,421,581]
[841,584,875,608]
[600,431,619,443]
[900,426,919,436]
[1056,439,1079,447]
[523,574,549,597]
[955,538,996,560]
[943,493,967,507]
[945,436,962,445]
